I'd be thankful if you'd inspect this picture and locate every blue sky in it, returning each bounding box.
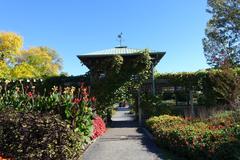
[0,0,210,75]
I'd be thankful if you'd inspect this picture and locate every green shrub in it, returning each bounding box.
[146,115,185,128]
[141,95,172,118]
[146,112,240,159]
[0,109,84,159]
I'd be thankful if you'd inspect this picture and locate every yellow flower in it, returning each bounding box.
[71,86,76,94]
[52,86,58,92]
[5,79,10,84]
[63,87,70,94]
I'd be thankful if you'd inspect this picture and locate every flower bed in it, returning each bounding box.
[146,111,240,159]
[0,82,106,159]
[92,116,106,140]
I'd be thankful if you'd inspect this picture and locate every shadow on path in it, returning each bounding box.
[83,107,183,160]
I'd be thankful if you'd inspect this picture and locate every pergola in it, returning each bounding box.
[77,46,165,125]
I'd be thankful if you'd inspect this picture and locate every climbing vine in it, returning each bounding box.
[155,68,240,107]
[83,49,152,118]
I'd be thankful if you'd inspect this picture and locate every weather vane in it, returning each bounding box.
[117,32,123,47]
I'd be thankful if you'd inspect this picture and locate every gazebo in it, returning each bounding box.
[77,46,165,95]
[77,46,165,125]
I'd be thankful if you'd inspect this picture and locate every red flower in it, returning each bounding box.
[91,97,96,102]
[91,116,106,139]
[72,98,81,104]
[27,92,33,97]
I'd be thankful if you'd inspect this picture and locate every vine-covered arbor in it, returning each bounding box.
[77,46,165,124]
[78,46,165,89]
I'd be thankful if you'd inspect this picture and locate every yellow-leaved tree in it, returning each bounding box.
[0,32,23,60]
[18,47,62,77]
[0,61,11,79]
[11,62,38,79]
[0,32,63,79]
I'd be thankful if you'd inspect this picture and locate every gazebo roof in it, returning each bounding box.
[77,46,165,58]
[77,46,165,69]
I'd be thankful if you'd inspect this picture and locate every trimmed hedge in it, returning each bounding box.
[155,68,240,87]
[146,112,240,160]
[0,109,84,159]
[155,69,240,107]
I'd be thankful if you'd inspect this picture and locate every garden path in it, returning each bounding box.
[83,106,180,160]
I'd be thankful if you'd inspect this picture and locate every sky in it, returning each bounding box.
[0,0,210,75]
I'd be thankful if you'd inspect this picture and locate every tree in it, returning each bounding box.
[203,0,240,67]
[18,47,63,77]
[0,32,23,61]
[0,61,11,79]
[11,62,39,78]
[0,32,63,79]
[210,61,240,109]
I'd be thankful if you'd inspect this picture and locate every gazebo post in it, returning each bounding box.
[137,88,142,126]
[151,62,156,96]
[189,89,194,116]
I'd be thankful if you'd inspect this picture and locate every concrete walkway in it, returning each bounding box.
[83,107,180,160]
